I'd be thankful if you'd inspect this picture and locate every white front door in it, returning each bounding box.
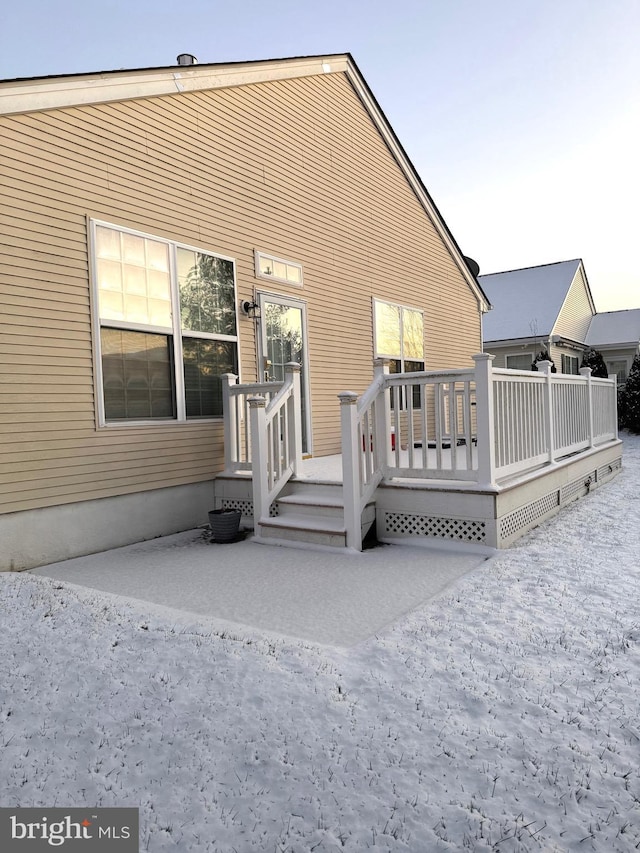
[257,292,311,454]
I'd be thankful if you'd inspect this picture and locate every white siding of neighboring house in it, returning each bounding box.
[552,264,595,343]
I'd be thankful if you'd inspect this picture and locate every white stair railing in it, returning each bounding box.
[339,359,390,550]
[221,373,283,473]
[248,363,302,532]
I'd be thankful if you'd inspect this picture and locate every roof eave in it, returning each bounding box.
[0,53,352,118]
[0,52,491,314]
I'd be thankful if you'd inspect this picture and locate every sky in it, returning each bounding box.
[1,0,639,311]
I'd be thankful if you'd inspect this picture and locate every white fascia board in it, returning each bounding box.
[0,55,349,117]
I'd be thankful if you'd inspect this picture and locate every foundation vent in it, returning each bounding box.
[597,458,622,481]
[561,476,591,504]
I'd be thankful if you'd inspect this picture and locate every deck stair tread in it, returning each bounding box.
[262,514,346,533]
[277,493,344,508]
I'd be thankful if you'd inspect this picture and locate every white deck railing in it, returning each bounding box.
[221,354,618,551]
[491,363,617,479]
[339,355,618,548]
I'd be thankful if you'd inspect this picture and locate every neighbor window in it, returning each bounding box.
[506,354,534,370]
[561,354,579,375]
[93,221,238,423]
[255,250,303,286]
[606,360,628,385]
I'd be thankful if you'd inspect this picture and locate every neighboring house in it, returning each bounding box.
[0,53,489,570]
[584,309,640,386]
[479,260,640,385]
[479,259,596,374]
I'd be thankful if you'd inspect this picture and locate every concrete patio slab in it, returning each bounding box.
[31,531,487,647]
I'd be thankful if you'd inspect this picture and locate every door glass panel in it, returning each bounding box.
[265,304,303,377]
[262,299,308,453]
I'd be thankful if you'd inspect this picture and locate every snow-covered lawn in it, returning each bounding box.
[1,436,639,851]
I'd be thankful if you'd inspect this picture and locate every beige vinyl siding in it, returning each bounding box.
[552,265,594,342]
[1,71,481,514]
[547,343,583,372]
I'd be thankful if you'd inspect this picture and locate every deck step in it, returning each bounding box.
[276,492,344,519]
[258,514,348,548]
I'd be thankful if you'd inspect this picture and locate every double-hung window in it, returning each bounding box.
[92,221,238,424]
[373,299,425,407]
[373,299,425,374]
[561,354,579,375]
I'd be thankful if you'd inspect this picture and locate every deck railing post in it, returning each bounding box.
[284,362,303,477]
[608,373,619,440]
[472,353,496,487]
[579,366,594,448]
[221,372,238,472]
[339,391,362,550]
[373,358,392,469]
[248,396,269,527]
[538,361,556,462]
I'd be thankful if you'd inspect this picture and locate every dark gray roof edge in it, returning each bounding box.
[478,258,581,279]
[591,307,640,317]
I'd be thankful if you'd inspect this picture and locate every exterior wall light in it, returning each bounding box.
[241,300,261,319]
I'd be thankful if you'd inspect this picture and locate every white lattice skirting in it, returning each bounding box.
[384,513,487,543]
[219,498,279,517]
[381,455,622,549]
[214,449,622,550]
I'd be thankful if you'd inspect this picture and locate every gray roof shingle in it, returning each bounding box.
[586,309,640,347]
[479,260,581,342]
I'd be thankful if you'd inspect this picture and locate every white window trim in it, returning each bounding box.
[561,354,580,375]
[505,351,535,371]
[89,218,240,427]
[254,250,303,287]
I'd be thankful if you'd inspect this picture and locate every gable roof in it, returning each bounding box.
[479,259,584,343]
[586,309,640,348]
[0,53,490,312]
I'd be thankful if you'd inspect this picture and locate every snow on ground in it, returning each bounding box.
[1,436,639,852]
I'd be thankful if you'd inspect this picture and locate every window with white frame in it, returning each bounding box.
[506,353,534,370]
[255,251,303,286]
[561,354,579,375]
[92,221,238,423]
[374,299,424,407]
[374,299,424,371]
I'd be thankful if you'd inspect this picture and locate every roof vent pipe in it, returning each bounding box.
[176,54,198,66]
